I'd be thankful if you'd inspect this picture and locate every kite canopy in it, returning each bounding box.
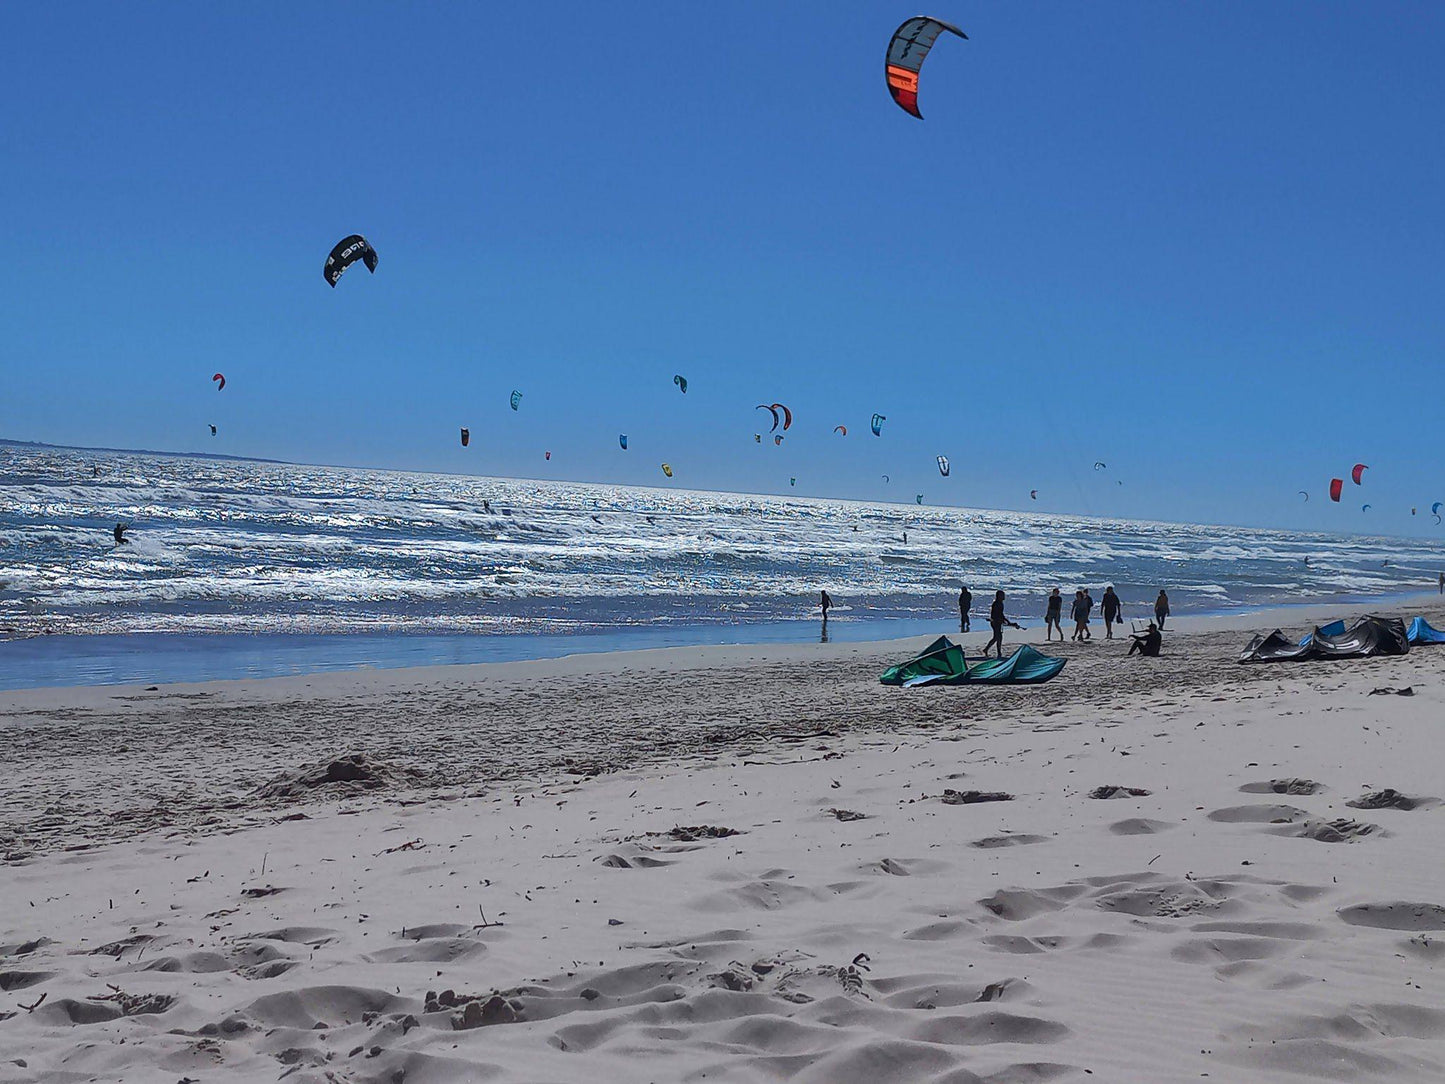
[1434,502,1443,515]
[937,455,950,477]
[209,424,217,436]
[1030,489,1037,500]
[545,451,551,460]
[882,474,890,483]
[1362,504,1372,513]
[660,463,673,478]
[674,374,688,394]
[915,494,924,504]
[1093,461,1106,471]
[885,16,966,119]
[460,427,469,447]
[774,435,784,446]
[212,373,225,391]
[1329,478,1343,502]
[1239,616,1408,663]
[510,390,522,411]
[1352,463,1369,485]
[1298,490,1309,502]
[324,234,378,287]
[619,434,628,450]
[834,425,847,436]
[790,477,796,487]
[871,413,886,436]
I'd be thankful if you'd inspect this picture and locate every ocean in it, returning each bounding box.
[2,444,1441,687]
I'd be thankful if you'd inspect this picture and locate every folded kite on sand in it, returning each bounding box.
[879,636,1066,687]
[1406,616,1445,645]
[1239,615,1409,663]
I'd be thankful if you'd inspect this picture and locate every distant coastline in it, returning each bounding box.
[0,437,285,466]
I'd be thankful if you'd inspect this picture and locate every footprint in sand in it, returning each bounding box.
[971,833,1049,848]
[1109,818,1175,835]
[1239,778,1323,795]
[1207,804,1310,824]
[1338,902,1445,931]
[1346,789,1440,811]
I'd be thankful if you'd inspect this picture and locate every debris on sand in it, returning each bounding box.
[1368,686,1415,697]
[424,989,523,1029]
[1088,785,1152,800]
[941,789,1013,805]
[664,825,740,842]
[257,754,407,800]
[826,808,868,821]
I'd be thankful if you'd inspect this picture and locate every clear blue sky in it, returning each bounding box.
[5,1,1444,533]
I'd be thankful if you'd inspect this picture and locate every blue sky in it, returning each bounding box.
[4,1,1444,533]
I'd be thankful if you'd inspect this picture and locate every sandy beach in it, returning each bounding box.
[4,599,1445,1082]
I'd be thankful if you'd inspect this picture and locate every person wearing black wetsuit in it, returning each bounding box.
[1045,588,1063,640]
[821,590,832,621]
[1128,622,1162,657]
[113,524,129,545]
[983,590,1019,658]
[958,585,972,632]
[1101,586,1122,639]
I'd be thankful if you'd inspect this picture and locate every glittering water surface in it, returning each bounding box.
[3,445,1442,642]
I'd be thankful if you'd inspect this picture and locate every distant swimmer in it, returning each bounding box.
[646,516,656,525]
[113,523,130,545]
[92,465,100,477]
[482,500,491,513]
[591,514,602,524]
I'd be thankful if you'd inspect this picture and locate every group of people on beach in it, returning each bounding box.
[953,585,1169,657]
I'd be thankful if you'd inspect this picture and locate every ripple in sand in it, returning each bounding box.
[1207,804,1309,824]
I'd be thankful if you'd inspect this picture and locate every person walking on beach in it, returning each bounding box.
[1154,589,1170,629]
[820,590,832,621]
[1101,586,1122,639]
[958,585,972,632]
[1082,589,1094,640]
[983,590,1021,658]
[1070,590,1087,641]
[1438,571,1443,595]
[1128,621,1162,657]
[1045,588,1063,640]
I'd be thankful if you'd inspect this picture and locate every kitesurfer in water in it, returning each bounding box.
[113,524,129,545]
[983,590,1021,658]
[1128,622,1162,658]
[1154,589,1170,630]
[958,585,972,632]
[482,500,491,514]
[1101,586,1122,639]
[1044,588,1063,641]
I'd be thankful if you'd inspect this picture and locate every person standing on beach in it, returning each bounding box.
[1045,588,1063,640]
[820,590,832,621]
[1101,586,1122,639]
[1070,590,1087,641]
[983,590,1020,658]
[1154,589,1170,629]
[1082,589,1094,640]
[958,585,972,632]
[1438,571,1443,595]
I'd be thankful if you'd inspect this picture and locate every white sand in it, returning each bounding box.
[4,599,1445,1082]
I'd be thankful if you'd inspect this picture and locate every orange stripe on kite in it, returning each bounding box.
[886,65,919,94]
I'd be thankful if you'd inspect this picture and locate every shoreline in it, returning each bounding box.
[3,587,1441,694]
